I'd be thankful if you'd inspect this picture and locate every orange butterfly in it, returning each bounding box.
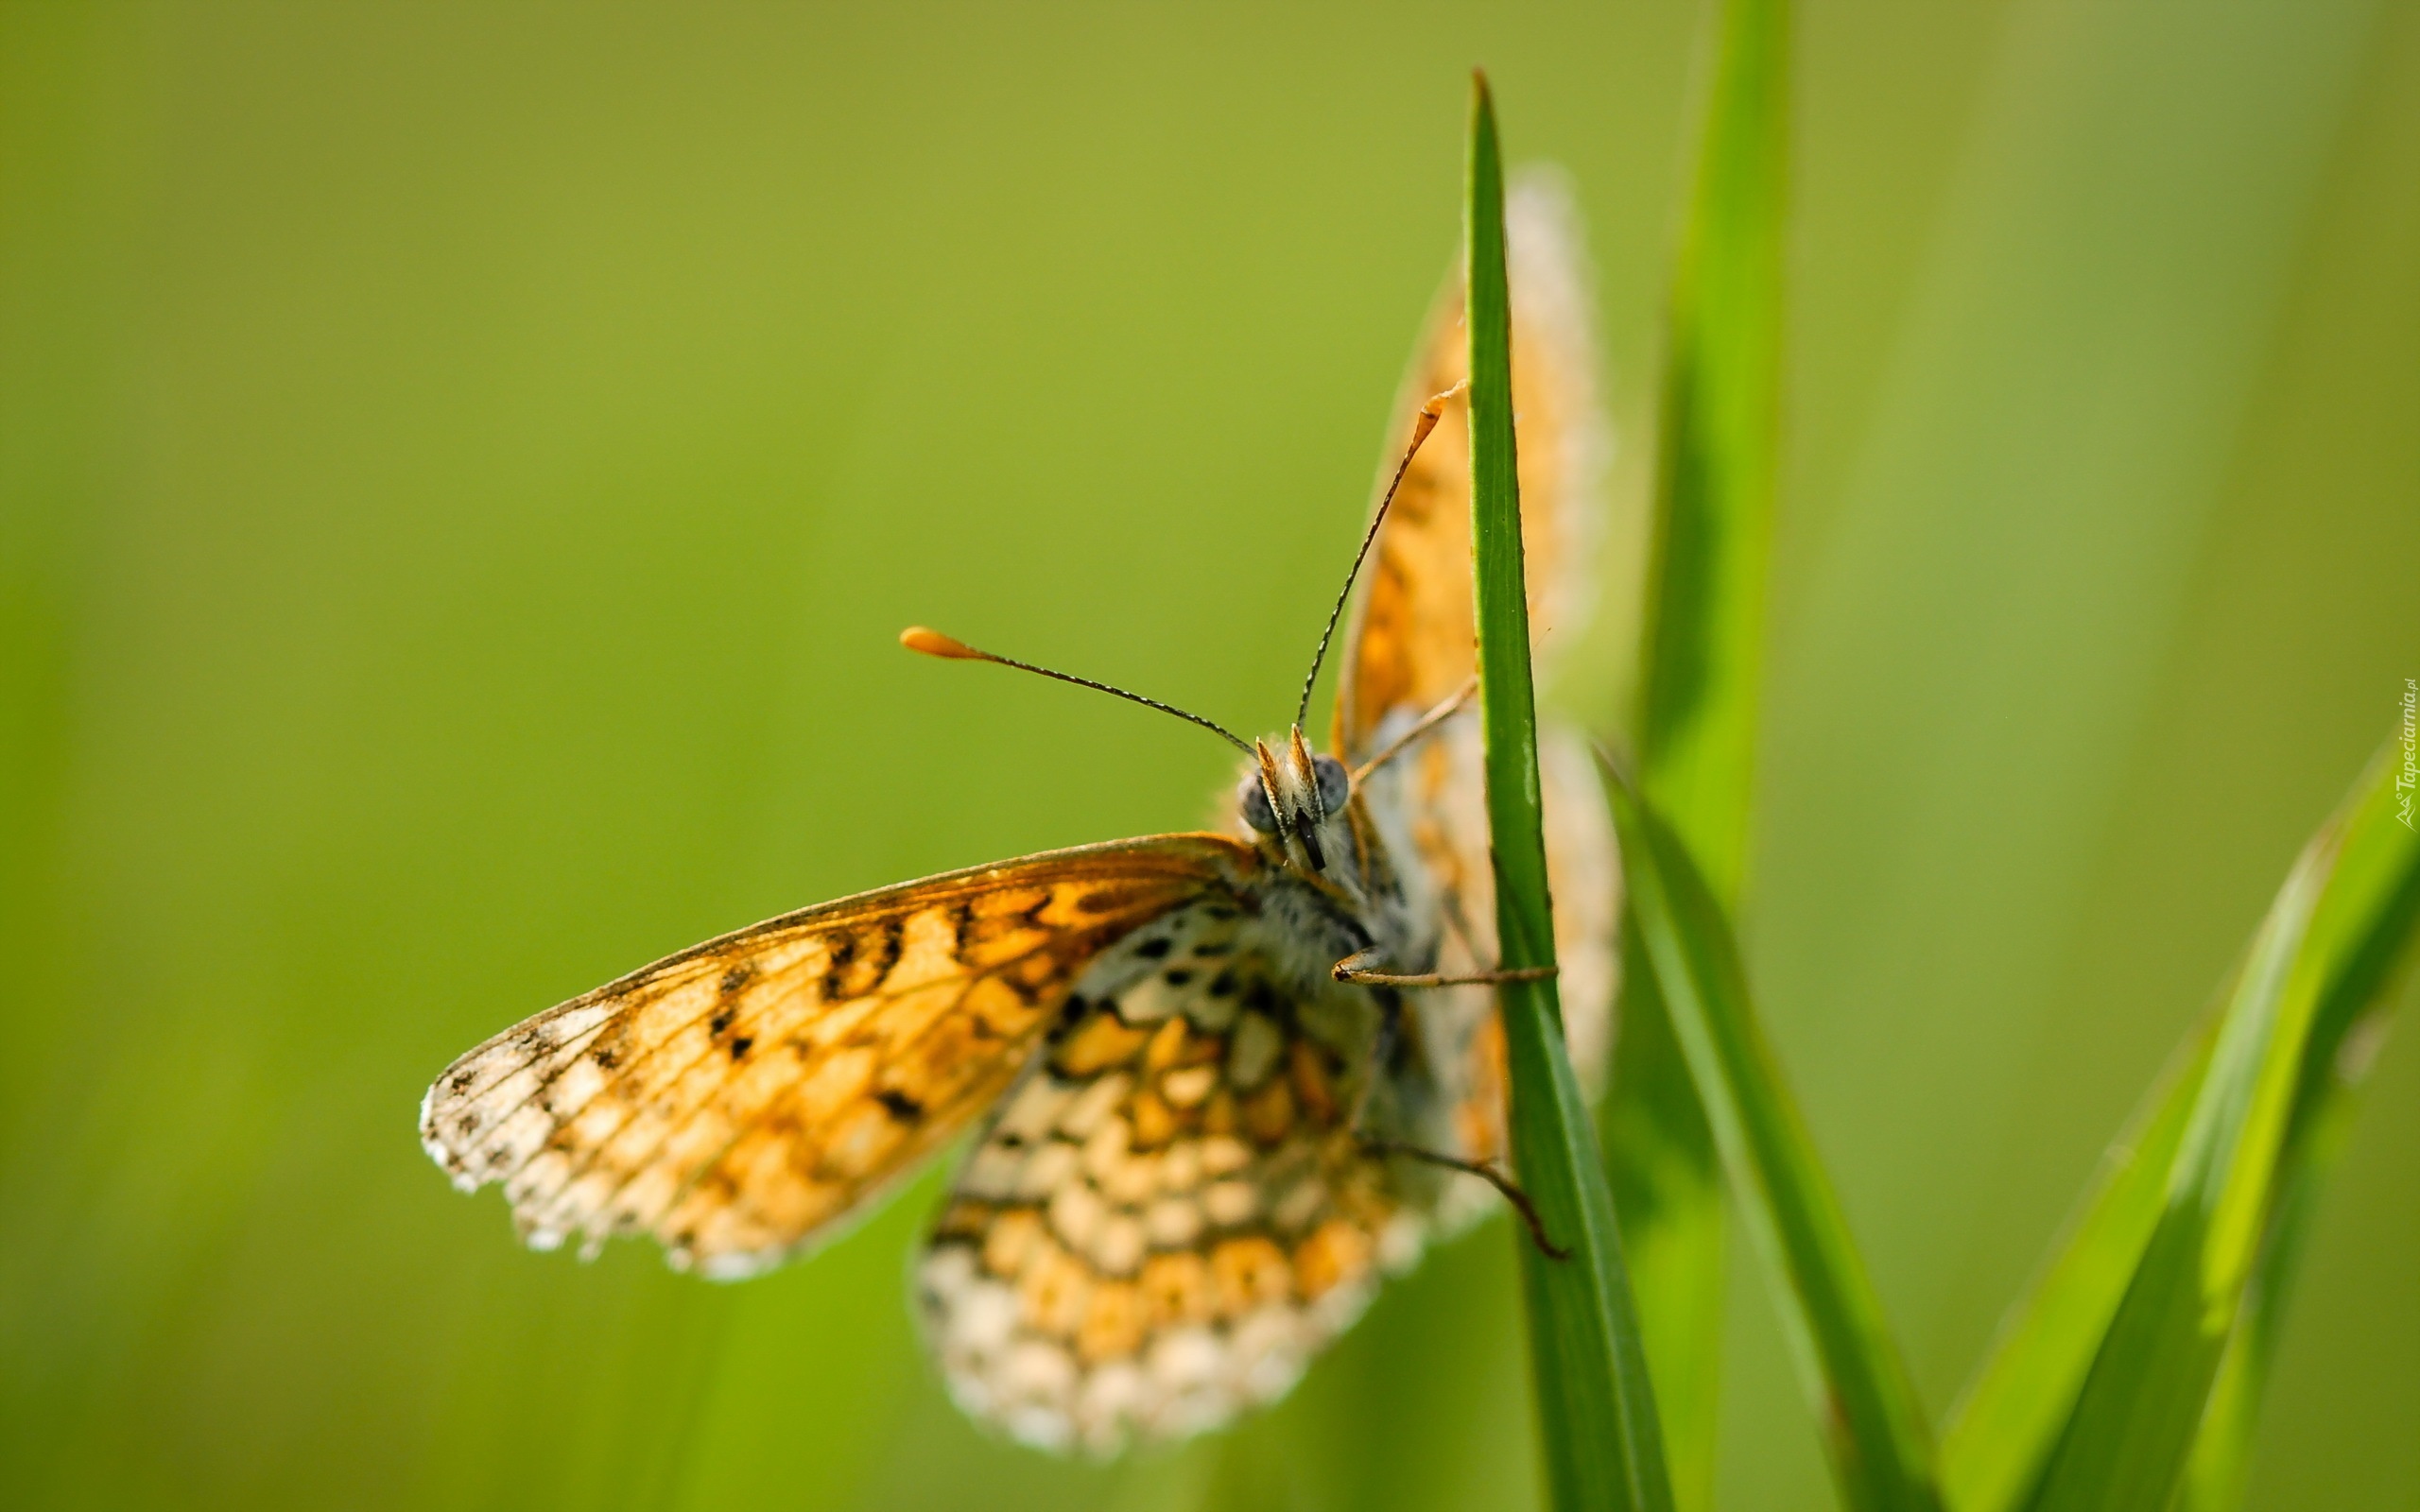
[421,177,1617,1454]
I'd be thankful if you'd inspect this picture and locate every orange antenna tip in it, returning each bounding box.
[895,626,1253,754]
[900,627,988,661]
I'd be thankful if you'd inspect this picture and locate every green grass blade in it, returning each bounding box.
[1602,964,1727,1512]
[1635,0,1787,852]
[1606,1,1788,1500]
[2183,750,2420,1512]
[2176,1112,2330,1512]
[1943,742,2420,1512]
[1467,73,1673,1512]
[1607,771,1944,1512]
[1945,735,2419,1512]
[1938,1027,2215,1512]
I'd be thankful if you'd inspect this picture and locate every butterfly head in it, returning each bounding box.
[1239,725,1352,874]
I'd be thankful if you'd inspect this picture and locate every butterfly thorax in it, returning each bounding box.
[1224,725,1467,1158]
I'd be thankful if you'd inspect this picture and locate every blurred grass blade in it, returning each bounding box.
[1635,0,1787,849]
[1468,73,1673,1512]
[1937,1028,2215,1512]
[2177,1094,2337,1512]
[1940,741,2420,1512]
[1606,0,1787,1501]
[2178,750,2420,1511]
[1606,769,1944,1512]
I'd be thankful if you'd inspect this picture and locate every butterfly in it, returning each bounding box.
[419,176,1618,1455]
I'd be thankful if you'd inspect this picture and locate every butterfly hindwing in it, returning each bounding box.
[916,908,1428,1452]
[420,835,1256,1278]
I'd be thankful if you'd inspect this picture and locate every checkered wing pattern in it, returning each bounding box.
[917,903,1425,1452]
[420,836,1253,1279]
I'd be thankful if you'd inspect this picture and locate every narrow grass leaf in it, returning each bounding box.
[2177,746,2420,1511]
[1607,770,1944,1512]
[2176,1105,2331,1512]
[1634,0,1787,844]
[1606,2,1788,1500]
[1937,1027,2214,1512]
[1467,73,1673,1512]
[1947,742,2420,1512]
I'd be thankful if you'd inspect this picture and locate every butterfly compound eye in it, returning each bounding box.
[1312,755,1350,815]
[1238,772,1279,834]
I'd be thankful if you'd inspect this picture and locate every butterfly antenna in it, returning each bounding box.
[900,627,1254,755]
[1293,381,1467,730]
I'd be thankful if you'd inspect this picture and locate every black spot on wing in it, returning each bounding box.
[863,919,906,986]
[820,933,856,999]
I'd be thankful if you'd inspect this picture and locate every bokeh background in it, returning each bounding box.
[5,2,2415,1508]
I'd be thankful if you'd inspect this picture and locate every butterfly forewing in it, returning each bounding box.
[1329,172,1623,1229]
[916,913,1428,1453]
[1336,174,1612,760]
[420,835,1256,1278]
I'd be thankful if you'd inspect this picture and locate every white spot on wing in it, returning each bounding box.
[1228,1012,1284,1090]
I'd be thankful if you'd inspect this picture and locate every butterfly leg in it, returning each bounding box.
[1348,675,1478,787]
[1330,946,1556,990]
[1359,1138,1569,1261]
[1340,987,1568,1261]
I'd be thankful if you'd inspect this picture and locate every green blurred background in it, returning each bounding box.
[4,2,2415,1508]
